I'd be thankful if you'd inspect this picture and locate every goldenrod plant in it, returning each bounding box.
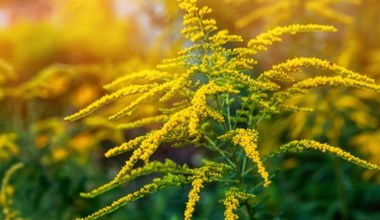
[66,0,380,219]
[0,163,25,220]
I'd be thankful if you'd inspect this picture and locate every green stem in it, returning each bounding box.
[225,93,232,130]
[333,157,348,220]
[203,135,236,168]
[244,201,255,220]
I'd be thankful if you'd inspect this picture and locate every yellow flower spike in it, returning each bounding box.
[64,84,155,121]
[247,24,337,55]
[78,174,189,220]
[140,131,164,163]
[274,76,380,103]
[113,106,200,177]
[184,177,206,220]
[157,56,187,70]
[178,0,219,43]
[224,195,239,220]
[108,82,174,120]
[81,160,188,199]
[280,140,380,170]
[259,57,375,84]
[198,6,213,17]
[222,188,256,220]
[159,73,192,102]
[112,129,176,180]
[113,148,144,181]
[1,163,24,220]
[220,129,271,187]
[105,136,146,158]
[103,70,173,91]
[224,69,280,92]
[209,30,243,47]
[187,81,238,136]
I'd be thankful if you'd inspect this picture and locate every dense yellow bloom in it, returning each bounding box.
[224,193,239,220]
[159,72,192,102]
[247,24,336,54]
[220,129,271,187]
[224,69,280,92]
[281,140,380,170]
[65,0,380,219]
[179,0,217,42]
[209,30,243,47]
[222,188,255,220]
[189,81,238,135]
[184,177,205,220]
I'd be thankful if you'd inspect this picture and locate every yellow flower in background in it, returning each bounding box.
[351,131,380,164]
[70,133,93,154]
[35,134,49,149]
[51,148,68,162]
[72,84,100,108]
[0,133,19,160]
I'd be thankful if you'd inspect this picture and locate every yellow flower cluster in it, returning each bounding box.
[247,24,337,54]
[220,129,271,187]
[184,177,205,220]
[280,140,380,170]
[109,82,235,181]
[64,84,156,121]
[104,136,146,158]
[259,57,375,84]
[222,188,255,220]
[224,192,240,220]
[209,30,243,48]
[1,163,24,220]
[0,133,20,161]
[66,0,380,219]
[78,174,188,220]
[179,0,217,42]
[189,81,238,136]
[81,160,187,199]
[79,159,231,220]
[103,70,173,90]
[274,76,380,105]
[113,83,234,179]
[183,161,233,219]
[109,82,175,120]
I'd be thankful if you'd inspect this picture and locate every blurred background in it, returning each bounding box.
[1,0,380,219]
